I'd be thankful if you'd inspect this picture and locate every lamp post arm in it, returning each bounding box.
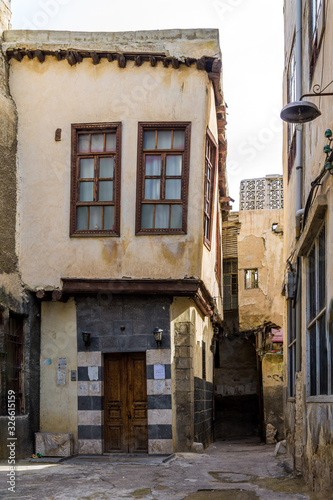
[300,79,333,100]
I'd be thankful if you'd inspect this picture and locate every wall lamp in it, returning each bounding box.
[81,331,91,348]
[153,327,163,348]
[280,80,333,123]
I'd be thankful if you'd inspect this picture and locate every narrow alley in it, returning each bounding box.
[0,439,327,500]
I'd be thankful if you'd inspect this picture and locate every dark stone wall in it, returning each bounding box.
[76,294,171,352]
[194,377,213,448]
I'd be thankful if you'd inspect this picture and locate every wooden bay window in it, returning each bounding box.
[70,123,121,236]
[136,122,191,234]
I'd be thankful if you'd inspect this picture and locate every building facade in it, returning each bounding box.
[215,175,284,442]
[282,0,333,491]
[0,26,228,456]
[0,0,41,460]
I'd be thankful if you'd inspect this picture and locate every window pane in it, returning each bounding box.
[79,181,94,202]
[166,155,182,175]
[318,226,326,311]
[309,246,316,319]
[105,133,116,151]
[89,206,102,230]
[145,156,161,175]
[91,134,104,152]
[78,134,89,152]
[77,206,88,230]
[99,181,113,201]
[145,179,160,200]
[141,204,153,228]
[143,131,155,149]
[157,130,171,149]
[170,204,182,228]
[104,205,114,230]
[155,204,169,228]
[173,130,185,149]
[100,158,114,178]
[80,158,94,178]
[319,314,328,395]
[309,324,317,396]
[165,179,181,199]
[245,270,251,289]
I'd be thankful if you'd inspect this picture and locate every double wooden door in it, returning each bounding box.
[104,353,148,453]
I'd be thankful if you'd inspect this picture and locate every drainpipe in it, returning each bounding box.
[295,0,303,230]
[295,0,303,374]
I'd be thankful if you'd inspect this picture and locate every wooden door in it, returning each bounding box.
[104,353,147,453]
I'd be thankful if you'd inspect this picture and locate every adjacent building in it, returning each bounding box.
[282,0,333,491]
[215,175,284,443]
[0,0,40,460]
[0,23,228,456]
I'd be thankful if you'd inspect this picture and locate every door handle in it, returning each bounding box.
[128,412,132,419]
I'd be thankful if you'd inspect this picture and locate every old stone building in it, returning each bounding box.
[0,15,229,456]
[215,175,284,442]
[0,0,40,459]
[281,0,333,491]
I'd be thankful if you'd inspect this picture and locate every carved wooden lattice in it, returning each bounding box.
[239,175,283,210]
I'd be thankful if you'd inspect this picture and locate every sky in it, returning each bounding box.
[10,0,284,210]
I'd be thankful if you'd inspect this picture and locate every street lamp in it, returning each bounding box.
[280,80,333,124]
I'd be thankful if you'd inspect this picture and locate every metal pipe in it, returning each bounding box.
[295,0,302,374]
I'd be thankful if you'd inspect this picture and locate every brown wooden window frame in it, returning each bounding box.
[309,0,325,83]
[204,129,218,249]
[136,122,191,235]
[215,210,222,297]
[287,38,297,180]
[70,122,121,237]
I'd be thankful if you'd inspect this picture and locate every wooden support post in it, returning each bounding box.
[34,50,45,63]
[91,52,100,65]
[117,54,126,68]
[149,56,157,67]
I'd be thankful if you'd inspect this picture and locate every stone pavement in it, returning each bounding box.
[0,439,330,500]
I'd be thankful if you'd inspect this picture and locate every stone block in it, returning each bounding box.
[35,433,74,457]
[191,442,204,453]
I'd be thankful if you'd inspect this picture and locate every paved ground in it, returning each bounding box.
[0,439,330,500]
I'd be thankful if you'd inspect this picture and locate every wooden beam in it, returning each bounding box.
[34,50,45,63]
[171,57,179,69]
[107,54,113,62]
[117,54,126,68]
[163,58,169,68]
[66,51,76,66]
[13,50,23,62]
[24,49,33,59]
[91,52,100,65]
[185,58,192,67]
[36,290,46,300]
[196,56,206,70]
[134,55,142,66]
[149,56,157,67]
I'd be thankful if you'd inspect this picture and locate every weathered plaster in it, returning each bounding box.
[3,29,221,60]
[238,209,284,332]
[8,52,220,302]
[40,299,78,444]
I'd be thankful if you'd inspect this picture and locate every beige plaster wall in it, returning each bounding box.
[170,297,214,383]
[9,55,220,298]
[40,299,78,443]
[238,209,284,332]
